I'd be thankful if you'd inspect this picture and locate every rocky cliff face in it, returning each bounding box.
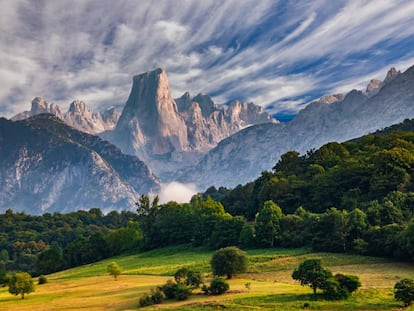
[179,66,414,190]
[107,68,276,178]
[12,98,119,135]
[0,114,160,214]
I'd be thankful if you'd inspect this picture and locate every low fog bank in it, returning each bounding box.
[158,182,199,204]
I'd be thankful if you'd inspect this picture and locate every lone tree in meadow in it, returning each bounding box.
[211,246,248,279]
[292,259,332,295]
[107,261,122,280]
[394,278,414,307]
[8,272,35,299]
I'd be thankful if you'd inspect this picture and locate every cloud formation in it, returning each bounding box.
[1,0,414,118]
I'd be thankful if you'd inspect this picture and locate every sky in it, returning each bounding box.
[1,0,414,121]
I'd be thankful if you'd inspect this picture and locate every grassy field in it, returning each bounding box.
[1,246,414,311]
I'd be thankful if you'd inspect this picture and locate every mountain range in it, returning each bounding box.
[2,64,414,213]
[179,66,414,189]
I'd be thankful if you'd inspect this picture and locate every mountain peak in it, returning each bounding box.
[384,67,401,83]
[68,100,87,113]
[30,97,49,114]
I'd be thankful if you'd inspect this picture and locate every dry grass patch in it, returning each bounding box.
[0,274,169,311]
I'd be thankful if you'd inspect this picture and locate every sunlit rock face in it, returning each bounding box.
[12,97,120,135]
[106,68,276,179]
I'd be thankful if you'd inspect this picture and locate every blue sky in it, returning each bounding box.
[1,0,414,120]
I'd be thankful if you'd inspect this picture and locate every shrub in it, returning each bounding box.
[186,270,203,288]
[211,246,248,279]
[138,294,153,307]
[38,275,48,285]
[323,277,350,300]
[151,288,164,304]
[334,274,361,293]
[394,278,414,307]
[174,268,203,288]
[138,288,165,307]
[174,284,192,301]
[203,277,230,295]
[161,280,178,299]
[323,274,361,300]
[174,268,189,284]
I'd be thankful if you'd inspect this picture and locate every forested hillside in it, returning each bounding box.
[1,119,414,280]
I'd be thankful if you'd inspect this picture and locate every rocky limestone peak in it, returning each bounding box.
[176,92,193,112]
[49,103,62,118]
[227,101,276,126]
[101,107,120,124]
[384,67,401,83]
[68,100,88,114]
[115,67,188,155]
[316,94,345,104]
[193,93,215,117]
[30,97,49,114]
[365,79,382,96]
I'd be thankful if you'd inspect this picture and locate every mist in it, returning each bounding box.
[158,182,199,204]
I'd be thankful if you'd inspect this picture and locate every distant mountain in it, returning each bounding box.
[179,66,414,190]
[104,68,276,178]
[0,114,160,214]
[12,97,120,135]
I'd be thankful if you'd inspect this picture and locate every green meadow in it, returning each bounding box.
[1,246,414,311]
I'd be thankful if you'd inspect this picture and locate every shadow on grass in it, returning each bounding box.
[234,292,318,305]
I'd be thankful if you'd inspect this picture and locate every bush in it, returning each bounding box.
[38,275,48,285]
[323,274,361,300]
[138,288,165,307]
[203,277,230,295]
[394,278,414,307]
[151,288,164,304]
[138,294,153,307]
[174,268,203,288]
[334,274,361,293]
[174,268,189,284]
[161,279,191,301]
[161,280,178,299]
[174,284,192,301]
[323,277,350,300]
[186,270,203,288]
[211,246,248,279]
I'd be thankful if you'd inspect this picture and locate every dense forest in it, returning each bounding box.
[1,119,414,280]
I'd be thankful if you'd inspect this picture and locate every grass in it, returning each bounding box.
[1,246,414,310]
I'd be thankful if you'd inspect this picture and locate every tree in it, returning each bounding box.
[107,261,122,280]
[36,246,64,275]
[211,246,248,279]
[394,278,414,307]
[255,200,283,247]
[8,272,35,299]
[292,259,332,295]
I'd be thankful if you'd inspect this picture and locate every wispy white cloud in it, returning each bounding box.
[0,0,414,118]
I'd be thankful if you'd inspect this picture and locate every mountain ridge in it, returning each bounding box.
[178,66,414,190]
[0,114,160,214]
